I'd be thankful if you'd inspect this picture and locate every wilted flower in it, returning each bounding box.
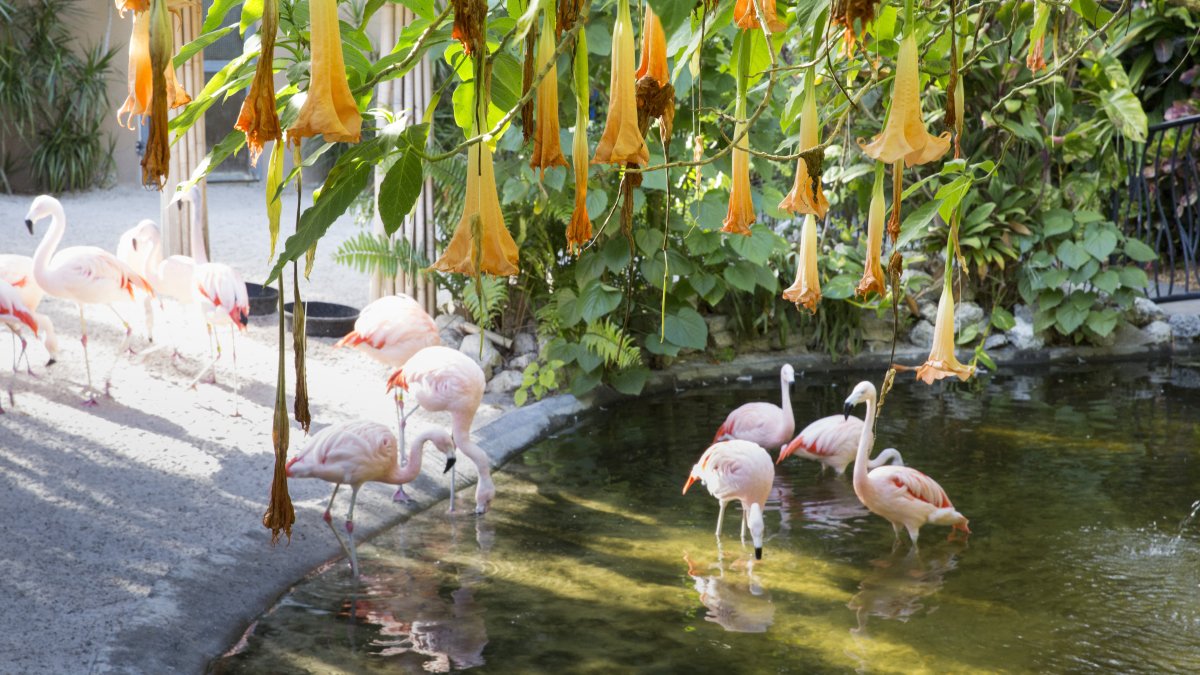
[779,72,828,218]
[832,0,882,52]
[733,0,786,33]
[530,3,568,176]
[117,7,191,130]
[858,32,950,167]
[783,215,821,312]
[1026,1,1050,72]
[914,271,975,384]
[452,0,486,56]
[856,167,887,297]
[140,0,174,188]
[235,0,281,166]
[567,27,591,254]
[288,0,362,143]
[593,0,648,166]
[635,4,668,86]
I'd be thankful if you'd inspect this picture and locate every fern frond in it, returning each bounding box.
[462,276,509,328]
[333,231,431,279]
[582,320,642,370]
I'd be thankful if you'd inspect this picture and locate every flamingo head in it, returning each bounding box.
[843,380,877,419]
[169,184,200,209]
[780,363,795,388]
[682,468,700,495]
[748,502,765,560]
[24,194,61,233]
[232,306,250,330]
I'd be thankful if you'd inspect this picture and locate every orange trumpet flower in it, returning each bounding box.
[1026,2,1050,72]
[779,72,828,218]
[288,0,362,143]
[592,0,648,166]
[914,269,975,384]
[115,0,149,15]
[635,4,668,86]
[116,7,191,130]
[856,167,887,298]
[783,215,821,312]
[530,3,568,176]
[566,27,591,254]
[733,0,786,33]
[722,117,755,236]
[858,32,950,167]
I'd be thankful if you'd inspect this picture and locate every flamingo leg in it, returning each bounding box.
[322,484,353,562]
[142,295,155,343]
[77,305,98,406]
[103,305,135,397]
[188,323,220,388]
[740,510,747,545]
[345,485,362,578]
[230,325,240,417]
[446,455,458,514]
[907,525,920,550]
[715,500,728,537]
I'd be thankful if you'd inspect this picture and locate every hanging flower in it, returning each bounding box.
[858,32,950,167]
[733,0,786,32]
[914,270,975,384]
[452,0,486,56]
[832,0,882,52]
[117,7,191,130]
[1026,1,1050,72]
[288,0,362,143]
[141,0,174,188]
[636,4,668,86]
[592,0,648,166]
[722,118,755,235]
[783,215,820,312]
[779,71,828,218]
[530,3,568,176]
[235,0,281,166]
[856,166,887,297]
[115,0,149,16]
[566,26,591,254]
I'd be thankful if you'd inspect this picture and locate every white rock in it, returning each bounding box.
[507,353,535,371]
[1013,304,1034,323]
[459,334,502,379]
[1006,312,1044,351]
[711,330,736,349]
[983,333,1008,350]
[486,369,525,394]
[704,314,730,334]
[513,331,538,355]
[918,301,938,323]
[1144,320,1173,344]
[909,320,935,348]
[435,313,467,330]
[955,301,984,327]
[1168,313,1200,340]
[1128,297,1167,327]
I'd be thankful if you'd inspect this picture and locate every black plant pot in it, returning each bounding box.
[283,301,360,339]
[245,282,279,316]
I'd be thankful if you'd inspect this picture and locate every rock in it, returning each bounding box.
[704,314,730,334]
[435,313,467,330]
[508,353,535,371]
[459,334,503,379]
[918,301,938,324]
[1145,320,1174,344]
[1006,311,1044,351]
[1128,297,1168,327]
[1013,304,1034,324]
[711,330,736,349]
[983,333,1008,350]
[909,320,935,348]
[439,330,463,350]
[486,369,525,394]
[955,301,984,328]
[436,313,469,350]
[1110,322,1150,349]
[1168,313,1200,341]
[861,311,896,343]
[513,331,538,355]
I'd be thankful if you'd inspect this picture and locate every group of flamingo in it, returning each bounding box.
[0,192,248,409]
[684,365,970,558]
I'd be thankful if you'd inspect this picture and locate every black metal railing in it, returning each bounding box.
[1117,114,1200,302]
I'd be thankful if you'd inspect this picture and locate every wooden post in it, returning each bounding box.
[372,5,437,314]
[160,2,208,259]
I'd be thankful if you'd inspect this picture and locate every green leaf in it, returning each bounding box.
[663,307,708,350]
[1124,239,1157,263]
[1118,266,1149,289]
[601,236,631,271]
[1042,209,1074,237]
[578,281,622,323]
[824,275,856,300]
[1092,269,1119,294]
[645,333,681,357]
[1085,309,1119,337]
[1056,240,1091,269]
[378,125,429,236]
[609,367,649,396]
[975,348,997,371]
[727,225,782,265]
[513,388,528,407]
[897,200,941,248]
[201,0,243,34]
[689,272,717,298]
[174,26,236,69]
[991,307,1016,331]
[265,140,284,260]
[1102,88,1148,143]
[723,261,758,293]
[1082,228,1118,260]
[570,368,603,397]
[1069,0,1114,27]
[1039,288,1065,311]
[239,0,262,36]
[1055,302,1088,335]
[648,0,693,37]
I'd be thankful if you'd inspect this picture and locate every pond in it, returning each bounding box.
[213,361,1200,673]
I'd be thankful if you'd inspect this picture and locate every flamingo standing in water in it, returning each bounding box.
[25,195,153,404]
[0,279,38,412]
[0,254,59,369]
[387,345,494,514]
[778,414,904,475]
[683,440,775,560]
[842,381,970,547]
[115,219,162,342]
[287,420,456,576]
[713,365,796,452]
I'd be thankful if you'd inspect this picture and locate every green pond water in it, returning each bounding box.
[213,362,1200,674]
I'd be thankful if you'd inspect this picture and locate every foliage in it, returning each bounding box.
[513,358,565,407]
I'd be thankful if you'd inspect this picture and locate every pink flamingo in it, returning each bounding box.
[713,365,796,452]
[286,420,456,576]
[778,414,904,475]
[387,345,494,514]
[0,279,38,412]
[683,440,775,559]
[843,380,970,547]
[189,262,249,414]
[25,195,153,404]
[0,254,59,369]
[115,219,162,342]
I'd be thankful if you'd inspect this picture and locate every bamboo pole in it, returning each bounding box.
[161,2,208,259]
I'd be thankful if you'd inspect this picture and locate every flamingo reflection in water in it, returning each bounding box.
[847,542,966,634]
[684,551,775,634]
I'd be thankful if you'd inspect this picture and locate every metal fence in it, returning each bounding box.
[1117,114,1200,302]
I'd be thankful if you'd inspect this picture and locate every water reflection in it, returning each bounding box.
[684,552,774,633]
[847,542,964,634]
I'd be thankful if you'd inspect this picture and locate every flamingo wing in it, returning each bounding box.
[0,281,38,335]
[871,465,955,509]
[714,403,780,446]
[693,441,774,504]
[55,248,149,300]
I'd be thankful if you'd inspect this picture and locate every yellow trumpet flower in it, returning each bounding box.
[734,0,786,33]
[914,271,975,384]
[566,26,591,255]
[635,4,668,86]
[858,32,950,167]
[235,0,281,166]
[116,7,191,130]
[288,0,362,143]
[779,72,828,218]
[530,3,568,176]
[856,167,887,297]
[783,215,821,313]
[722,118,756,236]
[592,0,648,166]
[1026,2,1050,72]
[115,0,149,16]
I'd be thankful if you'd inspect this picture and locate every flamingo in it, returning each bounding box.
[189,262,249,414]
[842,380,970,547]
[286,420,455,576]
[386,345,494,514]
[778,414,904,475]
[683,440,775,559]
[0,254,59,369]
[0,279,38,412]
[115,219,162,342]
[334,293,441,480]
[713,364,796,451]
[25,195,153,404]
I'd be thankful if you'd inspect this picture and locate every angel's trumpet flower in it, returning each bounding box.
[530,3,568,176]
[1026,1,1050,72]
[288,0,362,143]
[592,0,648,166]
[722,115,755,236]
[779,71,828,218]
[140,0,174,188]
[733,0,786,33]
[914,261,975,384]
[235,0,281,166]
[858,32,950,167]
[115,0,149,16]
[452,0,486,56]
[117,6,190,130]
[856,167,887,297]
[635,4,668,86]
[566,26,591,254]
[783,215,821,313]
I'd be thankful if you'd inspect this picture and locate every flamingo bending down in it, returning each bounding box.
[115,219,162,342]
[713,365,796,452]
[0,254,59,369]
[0,280,38,412]
[25,195,153,404]
[387,345,493,514]
[778,414,904,475]
[843,381,970,547]
[286,420,456,576]
[189,262,249,414]
[683,440,775,559]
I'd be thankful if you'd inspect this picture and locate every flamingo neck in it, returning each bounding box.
[779,376,794,432]
[852,393,877,490]
[147,237,165,288]
[387,433,429,485]
[188,195,208,265]
[32,204,66,290]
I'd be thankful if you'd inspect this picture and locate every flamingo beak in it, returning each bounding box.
[131,238,138,251]
[755,547,762,560]
[842,401,853,420]
[25,219,33,235]
[682,474,697,495]
[777,439,796,465]
[443,454,457,474]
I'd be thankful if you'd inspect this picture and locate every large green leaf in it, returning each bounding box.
[1124,239,1157,263]
[1092,269,1119,294]
[1118,266,1149,289]
[663,307,708,350]
[1056,240,1091,269]
[1055,302,1088,335]
[1082,228,1118,260]
[609,367,650,396]
[723,261,758,293]
[1085,309,1120,337]
[1041,209,1074,238]
[201,0,243,34]
[378,124,429,236]
[578,281,622,322]
[174,26,235,69]
[240,0,262,36]
[1102,87,1148,143]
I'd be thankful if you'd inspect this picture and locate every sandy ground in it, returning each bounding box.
[0,184,514,673]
